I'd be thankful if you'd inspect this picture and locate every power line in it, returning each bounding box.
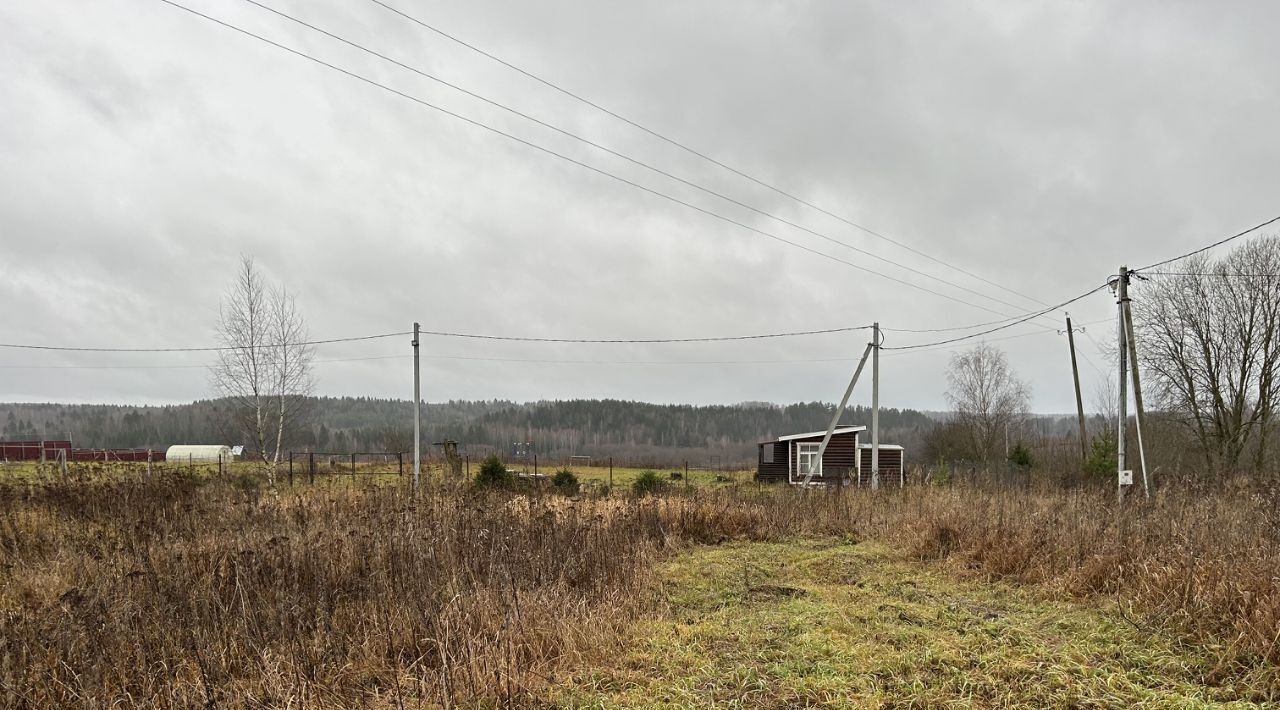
[880,325,1060,357]
[0,323,873,356]
[363,0,1052,309]
[416,324,872,343]
[233,0,1050,319]
[879,315,1112,357]
[0,353,408,370]
[156,0,1033,320]
[1137,271,1280,277]
[882,314,1042,334]
[0,352,888,369]
[1076,340,1108,378]
[425,354,860,365]
[881,283,1111,351]
[1133,213,1280,272]
[0,331,411,354]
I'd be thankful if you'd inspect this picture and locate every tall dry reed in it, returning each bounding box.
[1,473,1277,705]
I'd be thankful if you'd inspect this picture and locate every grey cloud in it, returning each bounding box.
[1,0,1277,411]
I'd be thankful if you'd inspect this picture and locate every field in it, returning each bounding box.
[1,467,1278,707]
[555,540,1262,706]
[0,458,749,489]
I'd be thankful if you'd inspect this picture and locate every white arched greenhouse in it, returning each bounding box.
[165,445,234,462]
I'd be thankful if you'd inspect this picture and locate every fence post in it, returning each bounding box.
[218,453,223,479]
[288,452,294,486]
[189,453,194,475]
[309,451,315,485]
[534,453,538,476]
[609,456,613,491]
[351,453,356,484]
[685,460,689,489]
[398,452,404,477]
[465,455,470,477]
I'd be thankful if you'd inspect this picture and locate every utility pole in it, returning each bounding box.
[413,322,421,490]
[1064,313,1088,461]
[871,322,881,491]
[1115,267,1129,502]
[1122,296,1151,498]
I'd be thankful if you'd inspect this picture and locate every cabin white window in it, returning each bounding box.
[761,444,775,464]
[796,442,822,478]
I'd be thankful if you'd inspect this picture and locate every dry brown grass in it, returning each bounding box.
[1,471,1278,706]
[882,481,1280,679]
[0,474,666,707]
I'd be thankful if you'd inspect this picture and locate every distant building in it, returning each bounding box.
[165,445,233,462]
[0,440,70,461]
[756,426,904,486]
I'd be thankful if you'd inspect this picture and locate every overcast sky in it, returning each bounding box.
[1,0,1278,412]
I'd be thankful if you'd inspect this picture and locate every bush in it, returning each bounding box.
[928,458,952,485]
[551,468,579,494]
[632,470,666,496]
[1084,431,1116,478]
[1008,442,1034,468]
[474,454,513,489]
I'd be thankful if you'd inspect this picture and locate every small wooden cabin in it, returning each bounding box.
[756,426,905,486]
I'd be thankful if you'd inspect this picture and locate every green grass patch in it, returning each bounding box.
[552,538,1273,707]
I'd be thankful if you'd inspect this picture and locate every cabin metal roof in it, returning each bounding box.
[759,426,866,445]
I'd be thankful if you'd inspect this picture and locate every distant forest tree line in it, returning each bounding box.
[0,398,953,467]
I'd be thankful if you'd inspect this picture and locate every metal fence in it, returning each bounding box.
[286,451,407,485]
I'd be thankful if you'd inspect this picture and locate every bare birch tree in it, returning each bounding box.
[211,257,314,485]
[1091,374,1119,435]
[945,344,1031,462]
[1132,236,1280,473]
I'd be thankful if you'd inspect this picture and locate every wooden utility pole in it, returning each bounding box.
[1122,297,1151,498]
[1064,313,1088,461]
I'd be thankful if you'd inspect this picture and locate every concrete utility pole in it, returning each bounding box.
[1116,268,1129,502]
[871,322,881,491]
[412,322,421,490]
[1064,313,1088,461]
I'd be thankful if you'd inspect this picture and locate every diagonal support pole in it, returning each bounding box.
[801,340,875,486]
[1123,299,1151,498]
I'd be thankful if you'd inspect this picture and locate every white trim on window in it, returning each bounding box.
[796,442,822,481]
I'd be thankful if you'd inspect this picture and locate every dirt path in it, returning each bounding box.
[549,538,1269,708]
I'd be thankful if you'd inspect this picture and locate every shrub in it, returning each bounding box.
[632,470,666,496]
[551,468,579,494]
[1084,431,1116,478]
[928,458,952,485]
[474,454,513,489]
[1008,442,1033,468]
